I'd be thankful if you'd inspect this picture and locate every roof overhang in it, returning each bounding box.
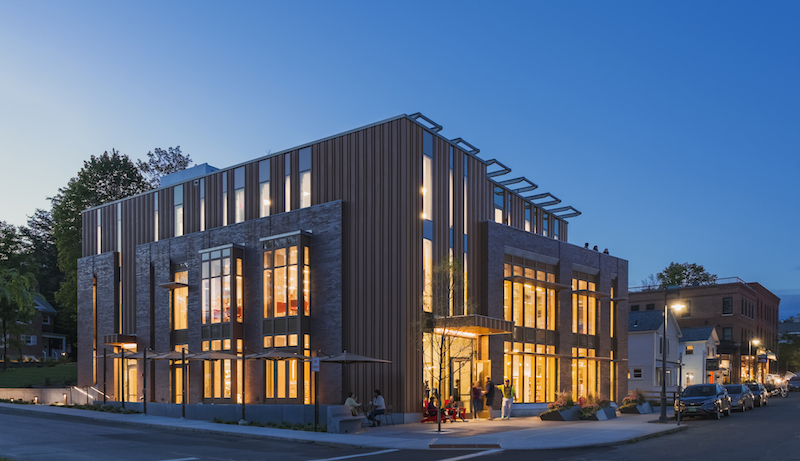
[504,276,571,291]
[433,315,514,338]
[158,281,189,290]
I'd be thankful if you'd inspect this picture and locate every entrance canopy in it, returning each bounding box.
[433,314,513,338]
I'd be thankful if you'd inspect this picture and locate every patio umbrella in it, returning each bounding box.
[247,349,309,360]
[186,350,241,361]
[320,350,392,408]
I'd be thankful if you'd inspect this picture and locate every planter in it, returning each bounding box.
[580,406,617,421]
[540,405,581,421]
[636,402,653,414]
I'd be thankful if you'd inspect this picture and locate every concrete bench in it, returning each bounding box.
[327,405,365,434]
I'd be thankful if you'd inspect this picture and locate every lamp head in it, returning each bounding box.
[670,304,685,311]
[752,339,760,346]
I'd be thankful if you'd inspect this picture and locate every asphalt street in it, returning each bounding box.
[1,395,798,461]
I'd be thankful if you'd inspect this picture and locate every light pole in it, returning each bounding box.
[749,339,760,382]
[660,300,684,424]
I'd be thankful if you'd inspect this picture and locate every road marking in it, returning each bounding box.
[157,458,199,461]
[434,449,504,461]
[307,449,400,461]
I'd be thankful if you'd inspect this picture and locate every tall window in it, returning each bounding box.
[572,272,597,335]
[524,203,532,232]
[553,219,559,240]
[171,265,188,330]
[542,212,549,237]
[201,248,242,324]
[263,243,309,319]
[494,186,504,224]
[572,348,599,401]
[259,159,271,217]
[199,179,206,232]
[174,185,184,237]
[234,167,245,224]
[463,156,468,309]
[299,147,311,209]
[284,153,292,212]
[422,131,433,313]
[116,203,122,251]
[722,297,733,315]
[222,174,228,226]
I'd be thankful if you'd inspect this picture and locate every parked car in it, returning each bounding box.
[788,378,800,392]
[725,384,755,412]
[675,384,731,420]
[746,383,769,407]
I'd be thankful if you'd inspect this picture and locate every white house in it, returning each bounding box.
[627,309,682,397]
[679,327,719,386]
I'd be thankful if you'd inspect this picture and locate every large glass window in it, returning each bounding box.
[234,167,245,224]
[201,248,241,324]
[300,147,311,209]
[542,212,549,237]
[504,257,557,330]
[174,185,184,237]
[259,160,270,217]
[504,342,557,403]
[422,131,433,313]
[172,266,188,330]
[571,272,597,335]
[524,203,532,232]
[263,244,309,318]
[202,339,240,402]
[722,297,733,315]
[572,348,599,401]
[152,194,158,242]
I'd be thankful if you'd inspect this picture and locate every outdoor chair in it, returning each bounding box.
[377,404,394,426]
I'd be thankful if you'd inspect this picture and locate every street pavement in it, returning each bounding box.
[0,402,685,451]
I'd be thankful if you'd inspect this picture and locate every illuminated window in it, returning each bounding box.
[200,179,205,232]
[222,173,228,226]
[171,264,188,330]
[174,185,184,237]
[284,153,291,212]
[504,341,557,403]
[259,160,270,217]
[201,247,242,325]
[571,272,597,335]
[234,167,245,224]
[300,147,311,209]
[153,194,158,242]
[494,186,504,224]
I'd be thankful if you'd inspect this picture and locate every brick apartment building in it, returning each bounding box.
[629,278,780,384]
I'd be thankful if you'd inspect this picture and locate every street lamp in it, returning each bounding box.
[749,339,760,382]
[659,302,684,424]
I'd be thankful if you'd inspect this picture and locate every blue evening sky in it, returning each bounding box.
[1,2,798,316]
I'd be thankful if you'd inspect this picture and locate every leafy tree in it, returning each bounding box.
[0,268,36,370]
[0,222,28,271]
[656,262,717,289]
[20,209,62,303]
[420,257,472,431]
[778,334,800,373]
[136,146,192,188]
[51,150,151,353]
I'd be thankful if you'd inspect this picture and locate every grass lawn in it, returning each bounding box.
[0,362,77,388]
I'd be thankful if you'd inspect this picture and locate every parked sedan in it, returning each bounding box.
[746,383,769,407]
[788,378,800,392]
[725,384,755,412]
[675,384,732,420]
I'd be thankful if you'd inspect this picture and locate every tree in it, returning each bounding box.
[656,262,717,289]
[778,334,800,373]
[0,221,28,271]
[0,268,36,370]
[51,150,151,353]
[136,146,192,188]
[20,209,62,303]
[420,257,473,432]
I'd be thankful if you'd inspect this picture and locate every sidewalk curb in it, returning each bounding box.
[0,405,362,450]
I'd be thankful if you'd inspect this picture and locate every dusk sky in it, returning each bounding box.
[2,2,798,317]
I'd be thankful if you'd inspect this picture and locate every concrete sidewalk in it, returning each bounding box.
[0,403,686,451]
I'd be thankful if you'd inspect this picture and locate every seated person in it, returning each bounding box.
[344,392,360,416]
[367,389,386,427]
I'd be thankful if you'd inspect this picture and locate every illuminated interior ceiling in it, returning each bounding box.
[434,314,514,336]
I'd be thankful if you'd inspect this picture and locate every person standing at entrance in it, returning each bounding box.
[471,381,483,419]
[484,377,496,420]
[500,378,516,420]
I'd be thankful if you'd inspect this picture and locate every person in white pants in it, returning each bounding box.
[500,379,516,420]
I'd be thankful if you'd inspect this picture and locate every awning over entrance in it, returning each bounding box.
[433,314,514,338]
[504,276,571,291]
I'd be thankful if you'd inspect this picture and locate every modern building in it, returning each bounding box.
[679,327,719,386]
[629,279,780,384]
[627,310,682,397]
[77,113,629,423]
